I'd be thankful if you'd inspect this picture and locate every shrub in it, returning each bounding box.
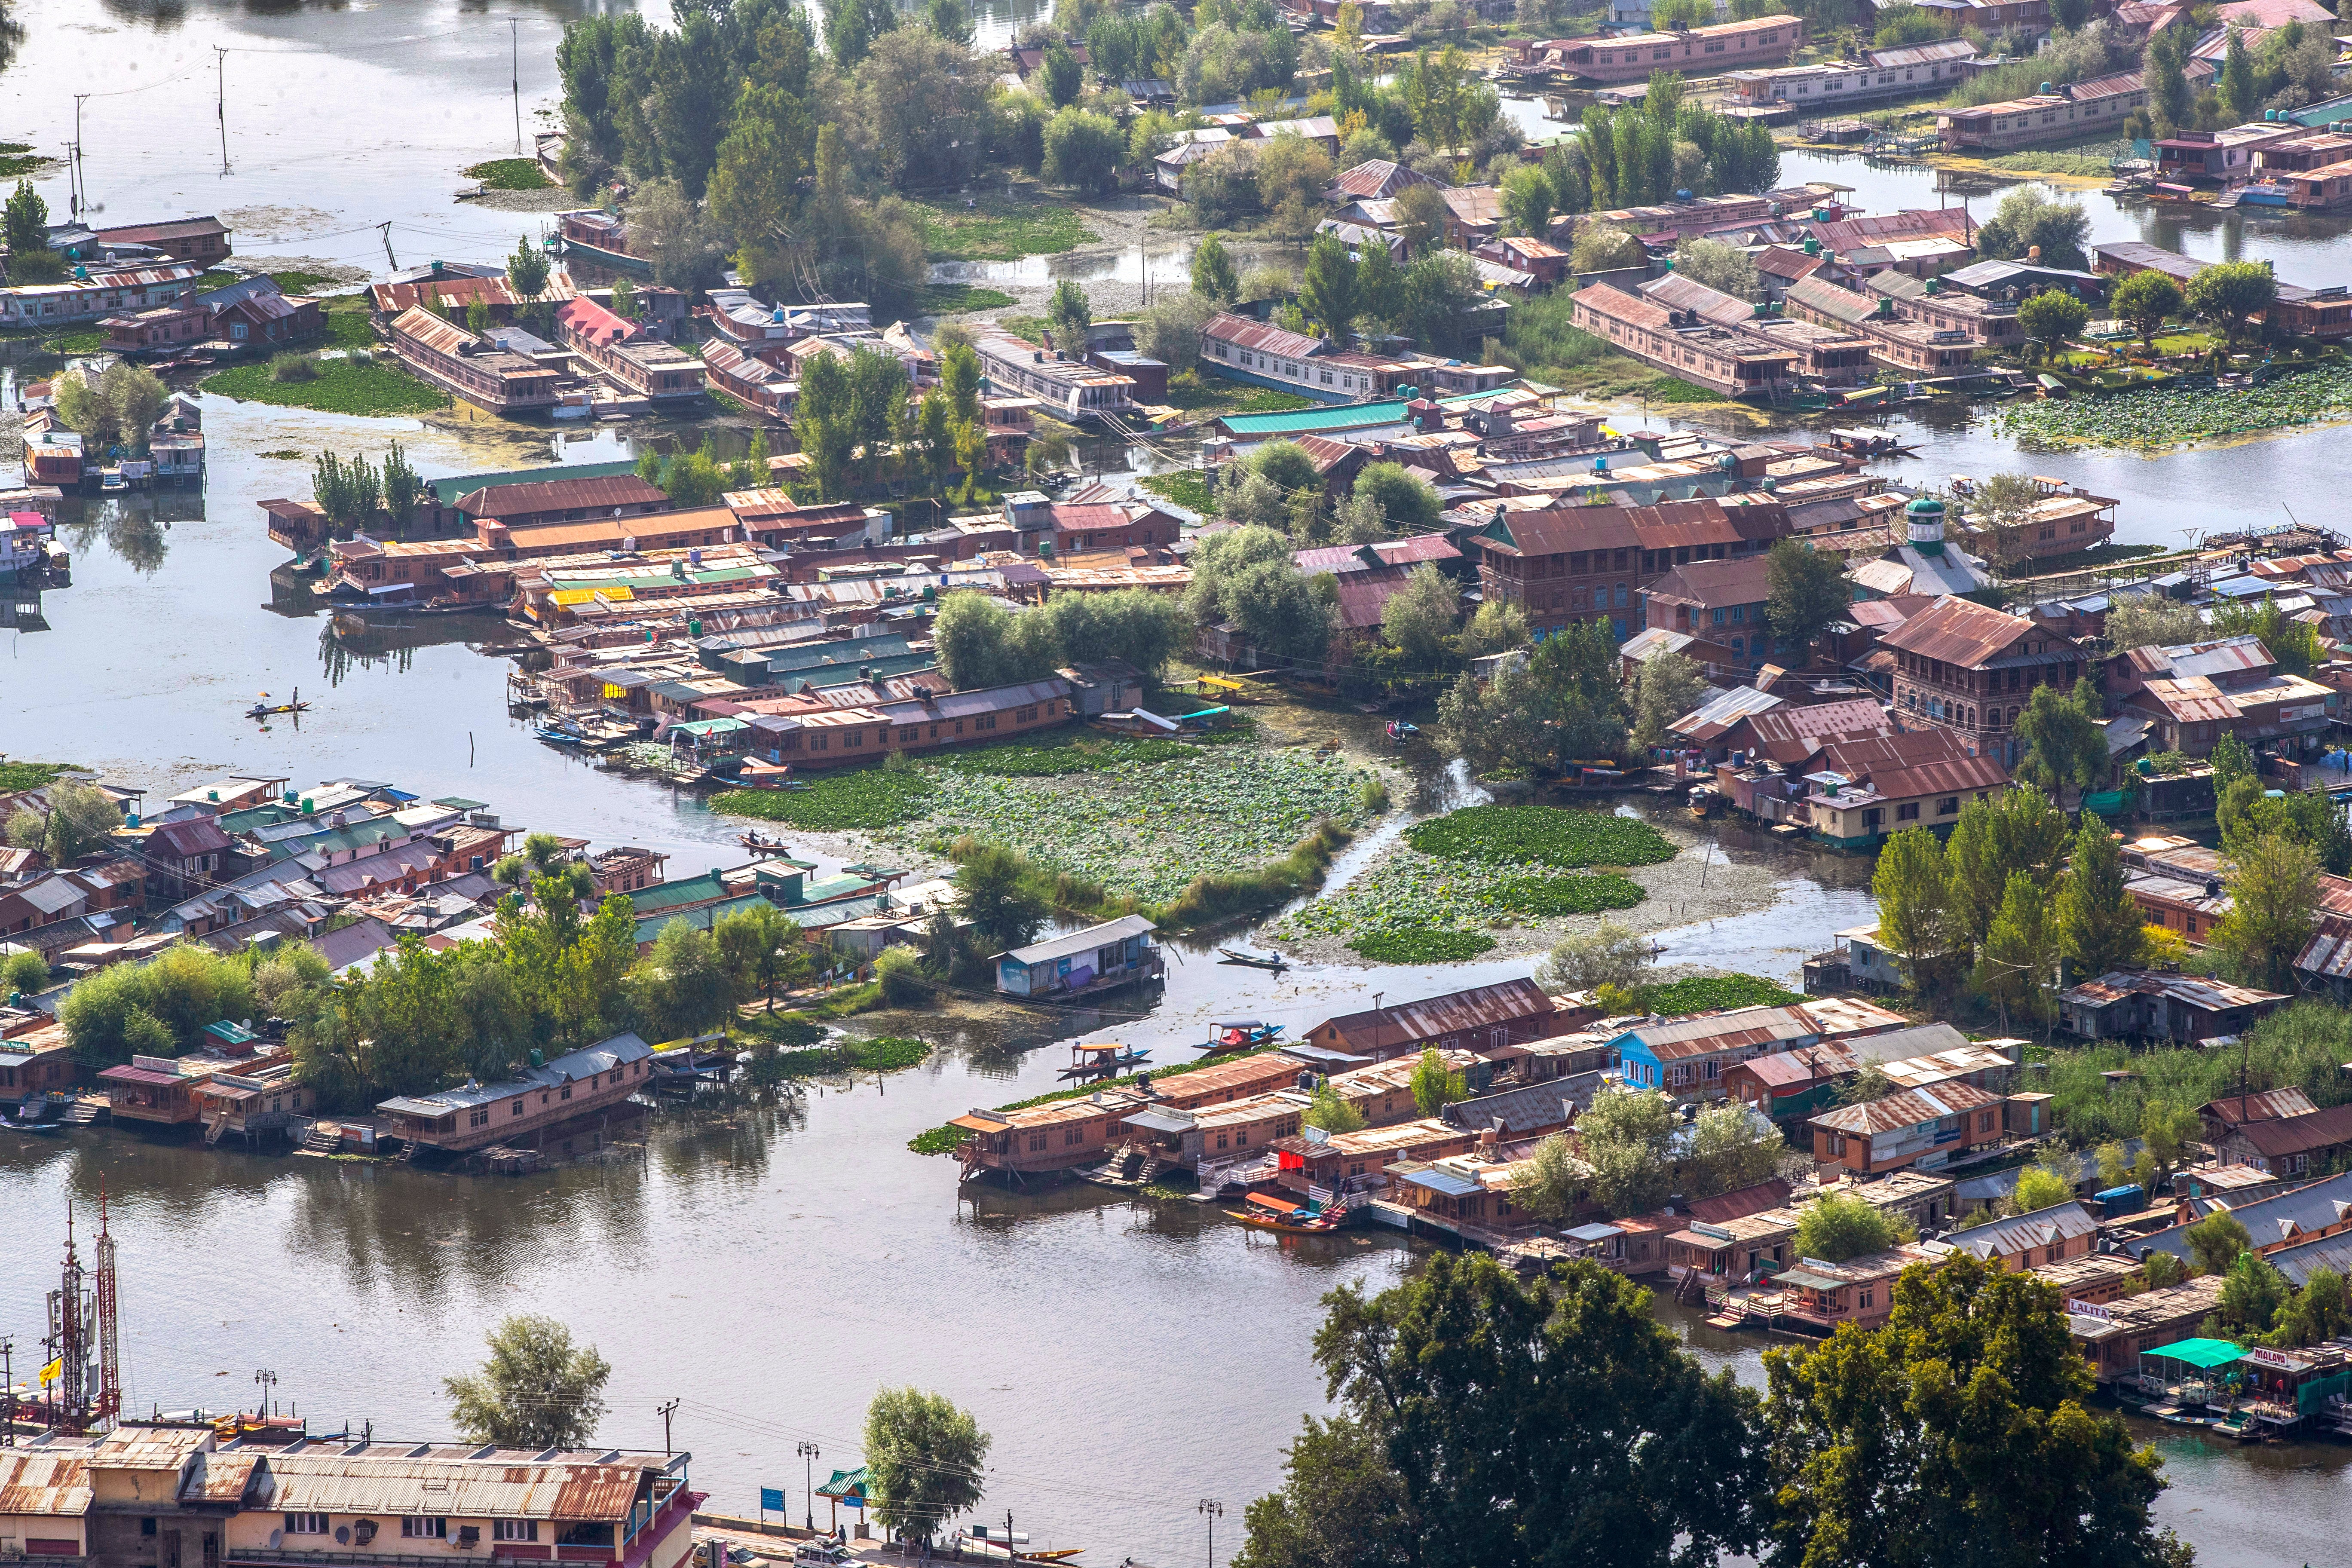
[269,352,318,383]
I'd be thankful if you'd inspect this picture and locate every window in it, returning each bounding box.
[560,1084,572,1101]
[469,1108,490,1129]
[285,1516,331,1537]
[512,1098,525,1117]
[1858,1288,1875,1309]
[403,1520,447,1540]
[1897,802,1920,821]
[1936,796,1960,816]
[494,1522,539,1544]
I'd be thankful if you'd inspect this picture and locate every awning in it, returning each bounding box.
[1773,1268,1846,1292]
[2142,1338,2245,1369]
[1248,1193,1303,1214]
[1564,1222,1625,1243]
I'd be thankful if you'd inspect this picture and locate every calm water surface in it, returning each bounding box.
[1,14,2347,1563]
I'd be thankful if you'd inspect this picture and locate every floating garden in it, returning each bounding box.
[1993,363,2352,450]
[1270,805,1672,962]
[714,738,1378,906]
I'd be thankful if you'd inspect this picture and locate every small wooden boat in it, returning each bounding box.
[533,724,586,746]
[1205,1020,1284,1053]
[1058,1041,1150,1079]
[245,687,309,719]
[1386,720,1420,742]
[1217,947,1287,971]
[1226,1191,1348,1231]
[737,829,792,853]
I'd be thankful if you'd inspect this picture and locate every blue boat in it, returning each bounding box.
[533,724,586,746]
[1206,1020,1284,1051]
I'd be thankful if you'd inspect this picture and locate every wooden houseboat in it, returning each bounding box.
[375,1031,654,1157]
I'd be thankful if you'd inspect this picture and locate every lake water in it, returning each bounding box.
[3,9,2349,1561]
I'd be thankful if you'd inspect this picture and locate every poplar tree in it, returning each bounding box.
[1947,787,2072,952]
[1978,872,2057,1033]
[1872,826,1950,990]
[2056,815,2146,981]
[2215,831,2319,991]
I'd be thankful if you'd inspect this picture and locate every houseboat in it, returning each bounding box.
[993,915,1162,1001]
[375,1031,655,1158]
[554,208,655,278]
[386,306,562,416]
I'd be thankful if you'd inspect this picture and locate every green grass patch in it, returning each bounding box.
[466,157,554,191]
[0,760,78,794]
[201,356,447,416]
[1141,469,1216,514]
[1984,151,2112,177]
[271,270,342,295]
[0,141,43,179]
[1490,871,1647,916]
[910,195,1096,261]
[1348,927,1498,962]
[44,327,103,354]
[1635,974,1801,1015]
[1645,376,1729,404]
[194,270,239,292]
[1406,805,1677,869]
[922,282,1019,314]
[712,770,938,832]
[766,1034,931,1076]
[321,311,377,350]
[996,314,1051,343]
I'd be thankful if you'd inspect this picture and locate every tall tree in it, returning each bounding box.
[1629,649,1706,750]
[1047,277,1093,355]
[2014,677,2107,811]
[2215,830,2319,991]
[1872,826,1950,989]
[3,178,46,258]
[1761,1256,2184,1568]
[444,1315,611,1450]
[1191,232,1240,305]
[2110,270,2183,351]
[2055,815,2147,980]
[1977,871,2058,1034]
[1763,538,1848,656]
[2186,260,2275,344]
[1946,787,2072,952]
[1298,230,1360,338]
[1246,1254,1763,1568]
[1574,1085,1678,1216]
[863,1387,990,1544]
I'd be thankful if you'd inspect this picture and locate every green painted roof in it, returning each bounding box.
[429,458,643,507]
[627,870,730,913]
[1217,388,1494,437]
[2141,1338,2244,1369]
[634,891,771,945]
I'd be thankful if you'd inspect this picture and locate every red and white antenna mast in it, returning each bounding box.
[95,1183,121,1428]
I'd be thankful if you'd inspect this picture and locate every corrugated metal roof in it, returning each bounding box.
[1324,159,1442,200]
[1638,272,1756,326]
[1003,914,1158,966]
[0,1450,93,1516]
[459,476,668,518]
[1673,683,1785,741]
[1877,594,2037,667]
[1202,311,1326,360]
[254,1452,648,1520]
[1620,1004,1817,1062]
[2061,970,2288,1011]
[1943,1199,2099,1260]
[1317,979,1554,1050]
[2238,1104,2352,1160]
[377,1032,653,1117]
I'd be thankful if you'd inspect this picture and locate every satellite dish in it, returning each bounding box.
[269,1533,283,1550]
[336,1529,352,1546]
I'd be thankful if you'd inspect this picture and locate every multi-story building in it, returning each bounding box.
[0,265,201,328]
[553,298,705,402]
[1568,285,1799,399]
[1782,275,1981,374]
[1864,272,2026,350]
[1466,497,1795,640]
[1877,590,2086,755]
[1720,39,1978,112]
[386,307,560,415]
[971,324,1136,421]
[1939,66,2208,151]
[1520,16,1803,85]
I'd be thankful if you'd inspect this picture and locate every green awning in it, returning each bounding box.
[2142,1338,2244,1369]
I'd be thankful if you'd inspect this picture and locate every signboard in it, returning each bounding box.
[2066,1298,2111,1321]
[2245,1346,2308,1371]
[760,1489,785,1514]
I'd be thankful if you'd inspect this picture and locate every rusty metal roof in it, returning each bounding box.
[1620,1004,1819,1062]
[92,1425,210,1469]
[1809,1079,2003,1136]
[2061,970,2288,1010]
[252,1451,652,1520]
[458,476,669,519]
[1813,727,2012,803]
[1877,595,2037,667]
[185,1450,260,1504]
[1317,979,1555,1051]
[1643,553,1773,609]
[0,1450,94,1516]
[1201,311,1326,360]
[1673,683,1785,742]
[2199,1086,2320,1126]
[1741,699,1891,763]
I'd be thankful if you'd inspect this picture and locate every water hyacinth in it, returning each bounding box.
[1993,364,2352,452]
[1405,804,1677,868]
[1268,849,1648,946]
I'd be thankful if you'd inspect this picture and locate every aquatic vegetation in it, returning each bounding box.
[713,770,937,831]
[1993,364,2352,450]
[202,357,447,416]
[1268,851,1649,950]
[1349,928,1498,962]
[1406,805,1677,869]
[937,733,1239,778]
[1637,974,1801,1014]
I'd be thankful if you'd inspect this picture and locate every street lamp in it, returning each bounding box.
[253,1369,277,1419]
[798,1442,820,1531]
[1197,1500,1223,1568]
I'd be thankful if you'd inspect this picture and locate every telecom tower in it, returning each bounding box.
[44,1206,92,1435]
[95,1185,121,1427]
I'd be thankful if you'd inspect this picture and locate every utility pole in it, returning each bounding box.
[1197,1499,1222,1568]
[215,48,229,175]
[70,95,89,218]
[1,1335,14,1447]
[797,1441,819,1531]
[378,222,399,272]
[511,19,523,157]
[655,1398,678,1455]
[253,1368,276,1419]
